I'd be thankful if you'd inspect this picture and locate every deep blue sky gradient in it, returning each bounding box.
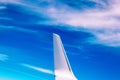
[0,0,120,80]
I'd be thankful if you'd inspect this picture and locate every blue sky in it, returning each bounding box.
[0,0,120,80]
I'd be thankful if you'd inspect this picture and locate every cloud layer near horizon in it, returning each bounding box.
[1,0,120,46]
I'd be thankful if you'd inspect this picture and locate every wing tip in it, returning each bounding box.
[53,33,60,38]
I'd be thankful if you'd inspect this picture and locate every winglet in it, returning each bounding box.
[53,33,77,80]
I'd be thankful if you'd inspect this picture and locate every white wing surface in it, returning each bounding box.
[53,33,77,80]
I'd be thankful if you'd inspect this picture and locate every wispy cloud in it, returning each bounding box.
[0,53,8,61]
[2,0,120,46]
[0,6,7,9]
[44,0,120,46]
[0,25,38,34]
[21,63,53,75]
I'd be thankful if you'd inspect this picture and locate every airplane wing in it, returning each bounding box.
[53,33,77,80]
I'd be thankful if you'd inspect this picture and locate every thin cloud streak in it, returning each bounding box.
[21,63,53,75]
[0,6,7,9]
[0,53,8,61]
[0,25,38,34]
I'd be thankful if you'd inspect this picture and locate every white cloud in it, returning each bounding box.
[0,53,8,61]
[0,0,24,5]
[47,0,120,28]
[0,0,8,3]
[2,0,120,46]
[88,29,120,46]
[21,63,53,75]
[45,0,120,46]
